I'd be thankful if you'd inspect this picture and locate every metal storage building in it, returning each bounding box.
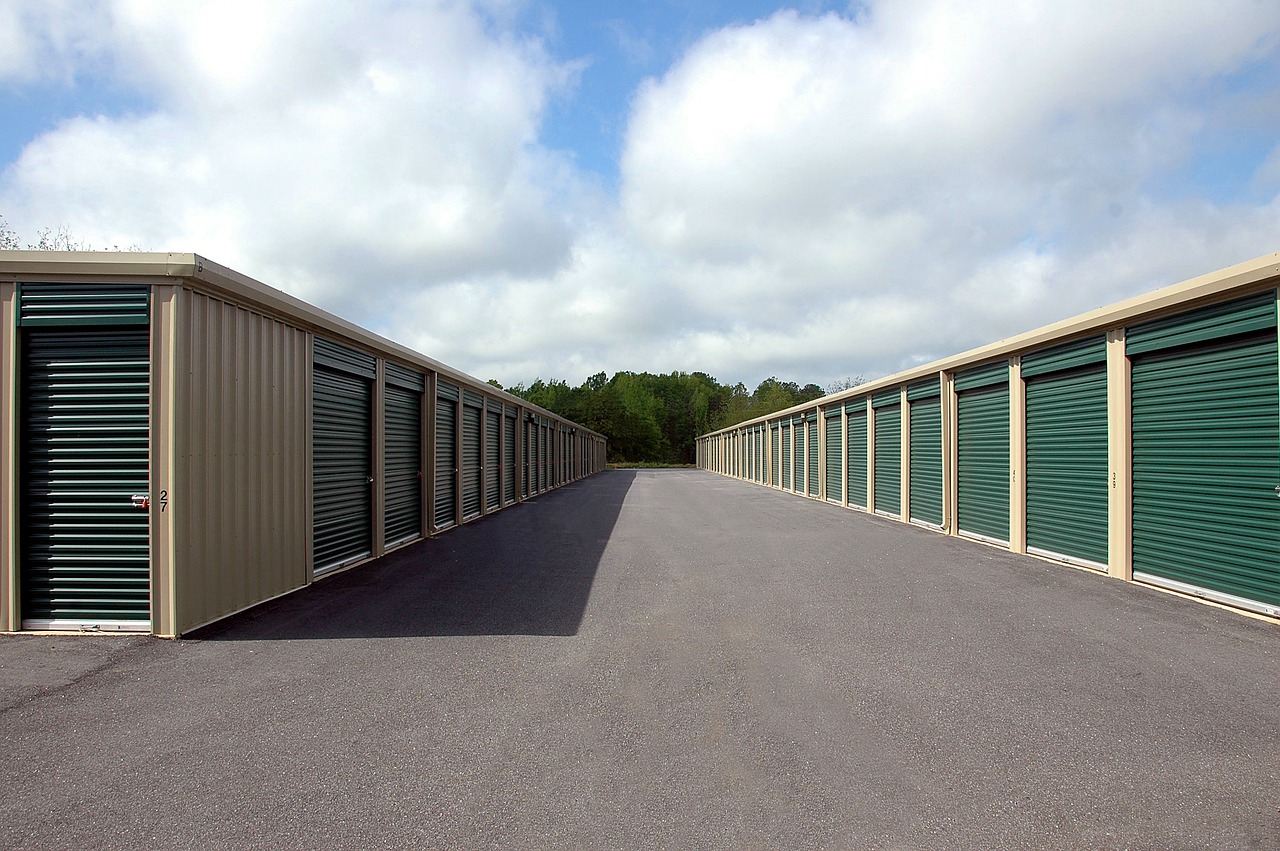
[0,252,606,637]
[698,251,1280,622]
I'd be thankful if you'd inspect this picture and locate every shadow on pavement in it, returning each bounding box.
[193,471,635,641]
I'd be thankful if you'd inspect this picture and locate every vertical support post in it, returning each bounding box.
[425,372,437,531]
[943,371,958,536]
[372,359,386,556]
[1107,329,1133,580]
[900,388,910,523]
[1010,356,1027,554]
[841,405,848,507]
[148,286,181,636]
[866,403,877,512]
[817,413,826,500]
[0,282,15,631]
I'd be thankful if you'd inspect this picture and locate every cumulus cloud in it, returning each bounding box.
[3,1,1280,389]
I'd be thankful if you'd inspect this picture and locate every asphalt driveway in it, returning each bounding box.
[1,469,1277,850]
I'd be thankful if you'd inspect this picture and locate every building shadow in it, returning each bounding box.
[192,470,635,640]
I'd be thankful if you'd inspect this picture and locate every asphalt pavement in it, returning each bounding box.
[1,469,1277,850]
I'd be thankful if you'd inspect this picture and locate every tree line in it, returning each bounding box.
[501,372,863,464]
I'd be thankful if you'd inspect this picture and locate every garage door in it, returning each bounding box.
[384,363,424,547]
[873,392,901,517]
[781,424,792,490]
[461,391,483,520]
[824,408,843,503]
[504,410,517,503]
[908,381,943,527]
[435,381,458,529]
[313,338,375,574]
[956,362,1010,543]
[1023,337,1108,567]
[806,415,819,497]
[846,401,868,508]
[1129,293,1280,615]
[771,424,780,487]
[19,284,152,629]
[485,405,501,512]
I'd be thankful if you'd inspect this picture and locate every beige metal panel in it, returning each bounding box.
[866,404,877,512]
[0,252,605,445]
[1009,357,1027,554]
[899,388,910,523]
[149,286,180,637]
[171,290,310,635]
[0,283,15,631]
[941,372,957,534]
[372,360,387,557]
[697,250,1280,439]
[1106,329,1132,581]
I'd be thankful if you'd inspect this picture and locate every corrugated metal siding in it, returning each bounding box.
[312,365,373,573]
[1126,292,1275,356]
[171,292,308,634]
[1131,331,1280,608]
[434,387,457,529]
[874,404,901,516]
[847,407,868,508]
[485,408,501,511]
[20,329,151,623]
[957,383,1010,542]
[384,383,422,546]
[824,412,842,501]
[1025,365,1108,565]
[771,425,780,486]
[314,337,376,380]
[954,360,1008,392]
[385,361,425,391]
[909,396,943,525]
[1021,336,1106,378]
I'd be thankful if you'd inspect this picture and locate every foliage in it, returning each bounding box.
[507,370,836,464]
[0,216,142,251]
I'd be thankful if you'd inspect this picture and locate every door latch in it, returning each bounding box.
[131,494,150,509]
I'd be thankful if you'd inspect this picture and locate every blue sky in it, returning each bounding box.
[2,1,1279,390]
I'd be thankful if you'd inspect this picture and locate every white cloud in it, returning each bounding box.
[3,1,1280,391]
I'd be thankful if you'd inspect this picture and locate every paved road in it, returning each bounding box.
[2,469,1278,850]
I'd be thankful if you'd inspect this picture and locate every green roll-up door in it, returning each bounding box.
[461,396,482,520]
[873,404,901,516]
[807,417,819,496]
[957,379,1010,543]
[435,383,458,529]
[781,426,792,490]
[539,422,549,492]
[1131,325,1280,613]
[847,406,868,508]
[771,426,780,487]
[1024,338,1108,566]
[521,419,532,497]
[21,328,151,626]
[825,411,843,502]
[383,383,422,546]
[504,413,517,503]
[485,408,501,511]
[909,396,943,526]
[312,364,373,573]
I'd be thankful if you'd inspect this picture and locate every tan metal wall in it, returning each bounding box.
[167,289,310,635]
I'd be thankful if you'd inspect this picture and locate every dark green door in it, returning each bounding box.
[383,383,422,546]
[21,329,151,625]
[874,404,901,516]
[1131,329,1280,611]
[781,426,792,490]
[909,395,943,526]
[434,386,458,529]
[807,418,819,496]
[1024,350,1108,566]
[847,406,867,508]
[485,408,501,511]
[313,364,373,573]
[957,378,1009,542]
[771,426,780,487]
[825,412,843,502]
[461,398,482,519]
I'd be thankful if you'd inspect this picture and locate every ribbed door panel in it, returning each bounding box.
[1132,333,1280,608]
[781,428,792,490]
[383,384,421,546]
[825,415,843,501]
[462,404,482,519]
[793,425,805,493]
[957,384,1010,541]
[874,405,901,515]
[909,397,943,525]
[21,329,151,623]
[312,365,373,573]
[1025,366,1108,565]
[847,410,868,508]
[504,415,516,503]
[434,398,457,528]
[807,419,819,496]
[485,409,501,511]
[771,427,780,486]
